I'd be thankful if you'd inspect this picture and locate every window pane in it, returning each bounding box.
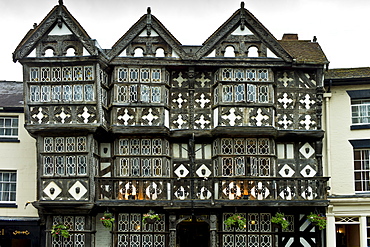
[0,171,16,202]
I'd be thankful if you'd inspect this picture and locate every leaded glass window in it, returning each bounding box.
[246,69,256,81]
[141,85,150,102]
[63,67,73,81]
[41,86,51,102]
[142,159,151,176]
[222,68,233,81]
[235,156,245,176]
[258,85,269,103]
[119,158,129,176]
[140,68,150,82]
[51,216,86,247]
[77,156,87,175]
[222,157,233,176]
[55,156,65,175]
[234,139,245,154]
[52,86,62,101]
[221,139,233,154]
[235,84,245,102]
[66,137,76,152]
[152,139,162,155]
[258,69,268,81]
[30,86,40,102]
[118,68,128,82]
[44,137,54,152]
[234,69,244,81]
[152,69,161,82]
[141,139,151,155]
[129,85,138,102]
[246,84,256,102]
[246,139,257,155]
[214,87,219,104]
[30,67,39,81]
[77,137,86,152]
[151,87,161,103]
[73,66,83,81]
[130,68,139,82]
[222,85,233,102]
[119,139,130,155]
[84,85,94,101]
[63,85,73,101]
[55,137,64,152]
[130,139,140,155]
[117,85,128,102]
[73,85,83,101]
[258,139,270,155]
[41,67,50,82]
[153,158,162,176]
[66,156,76,175]
[52,67,61,82]
[131,158,140,176]
[44,156,54,175]
[84,66,94,81]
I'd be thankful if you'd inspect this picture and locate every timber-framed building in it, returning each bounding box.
[13,1,329,246]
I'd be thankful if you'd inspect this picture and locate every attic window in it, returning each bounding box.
[248,46,259,57]
[155,48,165,57]
[133,48,144,57]
[224,46,235,57]
[66,47,76,56]
[44,48,54,57]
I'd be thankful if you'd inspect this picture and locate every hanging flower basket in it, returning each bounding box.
[142,210,161,224]
[51,224,70,238]
[224,214,246,229]
[307,212,327,230]
[100,212,115,229]
[271,212,289,230]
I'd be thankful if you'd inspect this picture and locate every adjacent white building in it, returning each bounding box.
[324,68,370,247]
[0,81,39,247]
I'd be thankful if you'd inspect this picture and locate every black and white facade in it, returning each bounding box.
[13,1,329,246]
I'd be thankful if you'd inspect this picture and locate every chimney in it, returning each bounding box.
[282,33,298,40]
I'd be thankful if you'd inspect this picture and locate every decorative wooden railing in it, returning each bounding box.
[96,177,329,204]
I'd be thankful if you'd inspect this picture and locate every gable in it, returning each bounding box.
[13,2,98,62]
[109,8,186,60]
[195,2,292,62]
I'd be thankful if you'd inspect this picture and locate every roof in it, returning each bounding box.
[325,67,370,80]
[279,40,329,64]
[0,81,23,109]
[13,2,97,62]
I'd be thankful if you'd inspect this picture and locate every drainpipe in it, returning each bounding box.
[323,83,332,190]
[323,82,333,247]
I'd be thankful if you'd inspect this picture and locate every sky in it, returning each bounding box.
[1,0,370,81]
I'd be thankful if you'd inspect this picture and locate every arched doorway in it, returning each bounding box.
[177,220,210,247]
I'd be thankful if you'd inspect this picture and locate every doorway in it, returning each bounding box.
[0,239,31,247]
[336,224,360,247]
[177,221,210,247]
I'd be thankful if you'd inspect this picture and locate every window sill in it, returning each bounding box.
[350,124,370,130]
[0,203,17,208]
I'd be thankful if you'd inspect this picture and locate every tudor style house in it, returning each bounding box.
[13,1,329,246]
[324,68,370,247]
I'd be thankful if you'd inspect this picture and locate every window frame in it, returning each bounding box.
[353,148,370,192]
[0,116,19,139]
[351,99,370,126]
[0,170,17,203]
